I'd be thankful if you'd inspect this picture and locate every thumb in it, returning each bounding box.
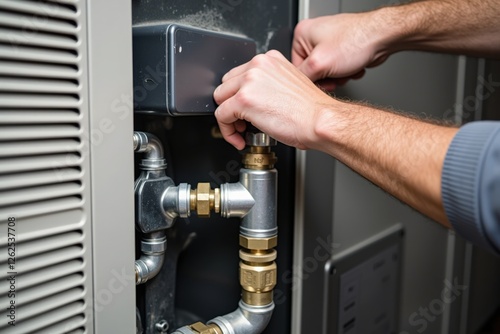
[296,50,329,82]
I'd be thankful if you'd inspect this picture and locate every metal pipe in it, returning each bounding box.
[135,231,166,285]
[172,134,278,334]
[133,131,167,171]
[220,182,255,218]
[172,301,274,334]
[209,301,274,334]
[239,169,277,238]
[162,183,192,219]
[133,131,164,160]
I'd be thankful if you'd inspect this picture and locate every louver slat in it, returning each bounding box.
[0,260,84,291]
[38,316,86,334]
[0,94,80,108]
[0,77,79,94]
[0,182,83,207]
[0,273,84,309]
[0,139,81,158]
[0,198,83,227]
[0,231,83,262]
[0,168,82,190]
[0,125,80,140]
[0,110,80,124]
[0,12,77,35]
[0,27,77,50]
[0,0,78,20]
[0,0,90,331]
[0,44,77,64]
[0,61,78,79]
[0,246,84,280]
[0,301,86,334]
[0,154,82,174]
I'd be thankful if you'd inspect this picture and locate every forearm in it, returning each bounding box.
[311,100,458,226]
[375,0,500,58]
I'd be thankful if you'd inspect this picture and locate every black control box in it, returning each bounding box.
[133,24,256,115]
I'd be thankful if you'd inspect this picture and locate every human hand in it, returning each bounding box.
[213,50,334,150]
[292,12,391,90]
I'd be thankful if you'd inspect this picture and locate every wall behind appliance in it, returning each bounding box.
[294,1,500,334]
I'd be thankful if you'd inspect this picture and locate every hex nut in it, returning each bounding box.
[239,235,278,250]
[196,183,211,217]
[190,322,222,334]
[240,262,277,292]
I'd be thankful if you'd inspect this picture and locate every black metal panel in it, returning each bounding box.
[132,0,295,58]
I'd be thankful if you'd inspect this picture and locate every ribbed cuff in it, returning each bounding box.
[442,121,500,254]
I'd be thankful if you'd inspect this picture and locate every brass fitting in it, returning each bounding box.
[243,146,277,170]
[189,322,223,334]
[240,235,277,250]
[239,245,277,306]
[190,182,220,217]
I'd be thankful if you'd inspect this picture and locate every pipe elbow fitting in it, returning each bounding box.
[220,182,255,218]
[135,234,167,285]
[135,255,164,285]
[209,301,274,334]
[133,131,167,170]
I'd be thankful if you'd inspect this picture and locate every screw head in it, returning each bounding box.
[155,320,169,332]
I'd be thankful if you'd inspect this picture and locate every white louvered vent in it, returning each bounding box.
[0,0,91,333]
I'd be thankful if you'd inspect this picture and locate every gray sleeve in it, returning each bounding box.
[442,121,500,255]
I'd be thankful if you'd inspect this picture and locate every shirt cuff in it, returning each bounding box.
[442,121,500,254]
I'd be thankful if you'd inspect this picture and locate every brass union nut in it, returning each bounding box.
[190,322,223,334]
[196,183,211,217]
[240,262,277,292]
[240,235,277,250]
[190,183,220,217]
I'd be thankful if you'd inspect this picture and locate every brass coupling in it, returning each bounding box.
[188,322,223,334]
[239,235,278,306]
[243,146,277,170]
[190,182,220,217]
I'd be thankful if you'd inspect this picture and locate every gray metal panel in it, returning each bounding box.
[334,52,457,334]
[86,0,136,332]
[299,151,336,334]
[465,59,500,334]
[0,0,93,332]
[298,1,465,333]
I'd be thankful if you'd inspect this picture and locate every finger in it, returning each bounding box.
[213,74,243,105]
[296,51,326,82]
[234,120,247,133]
[266,49,287,60]
[291,46,306,67]
[221,61,251,82]
[214,104,246,150]
[316,78,338,92]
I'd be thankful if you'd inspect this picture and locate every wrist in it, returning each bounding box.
[370,6,412,55]
[309,99,353,155]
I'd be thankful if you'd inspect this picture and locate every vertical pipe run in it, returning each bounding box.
[239,169,278,238]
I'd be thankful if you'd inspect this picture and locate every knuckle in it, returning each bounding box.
[251,53,269,67]
[307,53,326,73]
[235,89,252,108]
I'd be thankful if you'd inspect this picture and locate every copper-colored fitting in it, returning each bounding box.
[241,290,273,306]
[240,235,278,250]
[239,249,277,263]
[243,146,277,170]
[190,183,220,217]
[189,322,223,334]
[240,261,277,292]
